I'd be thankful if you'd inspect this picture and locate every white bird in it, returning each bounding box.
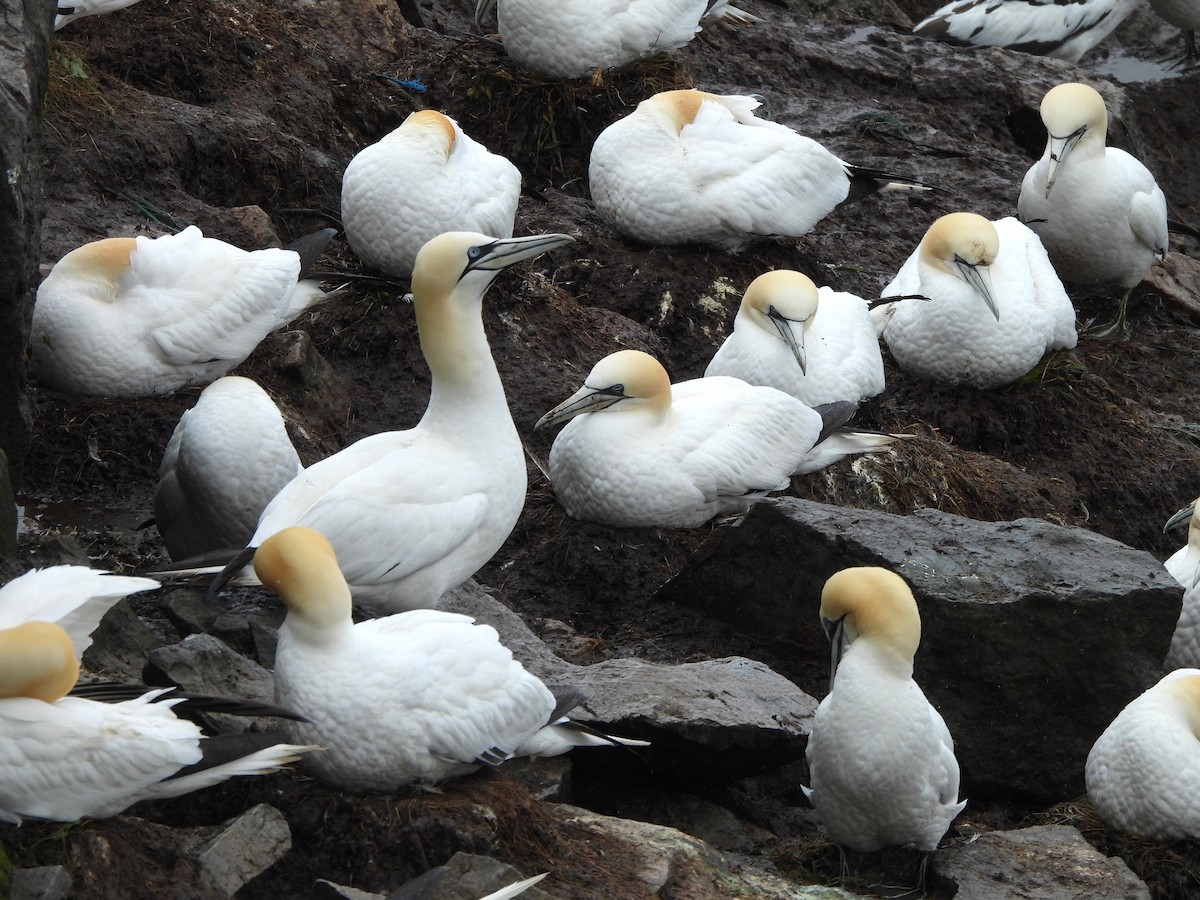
[155,376,303,561]
[588,90,929,252]
[877,212,1077,389]
[704,269,885,407]
[1017,82,1168,334]
[203,231,574,613]
[535,349,896,528]
[1148,0,1200,61]
[803,566,965,855]
[341,110,522,279]
[31,225,338,397]
[54,0,145,30]
[912,0,1141,63]
[1086,668,1200,839]
[255,527,647,792]
[474,0,758,79]
[1162,497,1200,670]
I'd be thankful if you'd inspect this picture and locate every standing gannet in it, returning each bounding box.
[913,0,1141,63]
[155,376,303,561]
[877,213,1077,388]
[474,0,757,79]
[588,90,928,252]
[31,225,338,397]
[341,111,521,279]
[1017,82,1168,334]
[535,350,896,528]
[704,269,885,407]
[1148,0,1200,61]
[255,527,646,791]
[803,567,965,857]
[203,231,574,613]
[1086,668,1200,839]
[1162,497,1200,669]
[54,0,145,29]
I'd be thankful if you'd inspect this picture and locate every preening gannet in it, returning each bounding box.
[155,376,303,561]
[1017,82,1168,333]
[341,111,521,278]
[474,0,757,79]
[54,0,145,30]
[31,225,338,397]
[878,213,1077,388]
[1086,668,1200,839]
[803,567,965,853]
[204,231,574,612]
[1163,497,1200,670]
[704,269,885,407]
[535,349,896,528]
[255,527,647,792]
[588,90,928,252]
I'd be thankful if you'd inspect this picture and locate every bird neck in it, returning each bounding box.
[417,299,513,430]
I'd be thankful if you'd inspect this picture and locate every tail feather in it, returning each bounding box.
[845,164,939,203]
[517,721,650,758]
[479,873,549,900]
[795,430,903,476]
[148,737,319,802]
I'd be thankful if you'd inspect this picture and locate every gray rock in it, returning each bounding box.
[10,866,72,900]
[144,632,277,731]
[598,790,756,852]
[82,598,166,681]
[193,804,292,896]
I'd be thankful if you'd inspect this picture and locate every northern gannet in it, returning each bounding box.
[1086,668,1200,839]
[912,0,1141,63]
[205,231,574,612]
[803,567,965,855]
[255,527,647,792]
[1017,82,1168,334]
[55,0,144,30]
[535,349,896,528]
[1148,0,1200,61]
[588,90,928,252]
[704,269,885,407]
[341,111,521,279]
[474,0,757,79]
[877,213,1078,388]
[31,225,338,397]
[155,376,303,561]
[1162,497,1200,669]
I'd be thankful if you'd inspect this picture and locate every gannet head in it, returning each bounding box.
[1039,82,1108,197]
[0,621,80,702]
[1165,496,1200,588]
[819,566,921,689]
[919,213,1000,321]
[1155,669,1200,739]
[399,109,458,158]
[44,237,138,300]
[741,270,819,375]
[641,90,714,134]
[254,526,353,633]
[536,349,672,430]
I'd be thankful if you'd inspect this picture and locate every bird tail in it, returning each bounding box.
[705,1,761,25]
[845,164,938,202]
[517,721,650,758]
[795,430,906,476]
[147,734,320,803]
[479,874,550,900]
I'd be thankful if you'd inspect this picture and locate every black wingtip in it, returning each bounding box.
[285,227,339,279]
[205,545,257,603]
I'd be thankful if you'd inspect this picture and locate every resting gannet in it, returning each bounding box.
[913,0,1141,63]
[31,225,338,397]
[1163,497,1200,669]
[803,567,966,855]
[54,0,144,29]
[1086,668,1200,839]
[341,111,521,278]
[588,90,929,252]
[155,376,302,561]
[474,0,757,79]
[204,231,573,613]
[1017,82,1168,334]
[704,269,885,407]
[256,527,647,792]
[535,350,896,528]
[877,213,1077,388]
[1148,0,1200,61]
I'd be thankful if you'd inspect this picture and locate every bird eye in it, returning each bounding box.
[467,246,484,260]
[606,384,625,395]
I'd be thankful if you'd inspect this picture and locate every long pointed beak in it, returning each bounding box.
[823,614,848,692]
[768,306,807,375]
[1044,129,1084,197]
[535,385,625,430]
[466,233,574,277]
[474,0,497,27]
[1165,501,1197,533]
[955,258,1000,321]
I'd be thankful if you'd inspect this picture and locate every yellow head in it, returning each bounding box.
[254,526,353,631]
[0,621,80,702]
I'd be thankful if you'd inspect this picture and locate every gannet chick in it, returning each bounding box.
[474,0,757,79]
[1086,668,1200,839]
[54,0,144,30]
[803,567,965,855]
[588,90,929,252]
[913,0,1141,63]
[255,527,646,792]
[535,350,896,528]
[1017,83,1168,334]
[878,212,1077,388]
[704,270,885,407]
[155,376,302,561]
[1148,0,1200,62]
[204,231,574,612]
[1163,497,1200,669]
[31,225,338,397]
[341,111,521,279]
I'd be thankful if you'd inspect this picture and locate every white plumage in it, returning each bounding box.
[54,0,145,30]
[878,212,1077,389]
[1163,497,1200,670]
[155,376,302,561]
[803,567,965,852]
[341,111,521,278]
[704,269,884,407]
[31,226,337,397]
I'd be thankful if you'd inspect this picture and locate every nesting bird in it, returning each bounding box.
[877,213,1077,388]
[341,111,521,278]
[803,567,965,855]
[31,225,338,397]
[1163,496,1200,670]
[588,90,928,251]
[704,269,885,407]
